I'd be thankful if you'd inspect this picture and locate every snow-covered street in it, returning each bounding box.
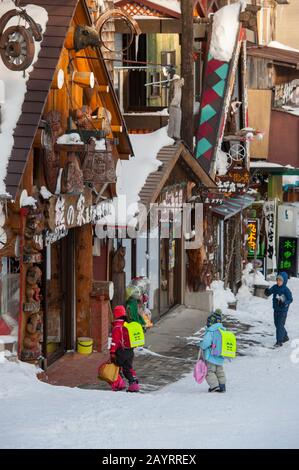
[1,278,299,449]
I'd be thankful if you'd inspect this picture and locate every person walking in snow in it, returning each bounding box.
[264,272,293,348]
[199,310,226,393]
[110,305,140,392]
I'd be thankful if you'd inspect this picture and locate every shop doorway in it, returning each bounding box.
[159,222,182,315]
[43,230,75,367]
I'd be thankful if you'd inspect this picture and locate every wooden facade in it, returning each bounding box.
[0,0,131,367]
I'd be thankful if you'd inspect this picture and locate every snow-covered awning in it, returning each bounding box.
[211,195,255,220]
[250,161,299,174]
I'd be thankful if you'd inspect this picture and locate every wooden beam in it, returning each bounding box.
[181,0,195,149]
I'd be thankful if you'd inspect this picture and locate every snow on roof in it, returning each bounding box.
[250,161,284,168]
[0,1,48,197]
[116,126,174,224]
[268,41,299,54]
[95,127,174,229]
[282,105,299,117]
[210,1,244,62]
[114,0,181,14]
[146,0,181,14]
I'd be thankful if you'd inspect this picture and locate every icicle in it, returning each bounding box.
[135,35,139,61]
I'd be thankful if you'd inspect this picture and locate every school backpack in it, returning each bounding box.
[124,321,145,348]
[211,328,237,358]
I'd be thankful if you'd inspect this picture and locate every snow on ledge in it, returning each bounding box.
[210,1,244,62]
[268,41,299,54]
[0,1,49,196]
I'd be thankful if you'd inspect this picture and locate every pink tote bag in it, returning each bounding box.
[193,349,207,384]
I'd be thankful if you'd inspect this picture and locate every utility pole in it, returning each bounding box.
[181,0,194,149]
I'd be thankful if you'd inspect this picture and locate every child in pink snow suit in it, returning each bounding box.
[110,305,140,392]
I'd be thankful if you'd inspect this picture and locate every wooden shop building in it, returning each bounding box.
[0,0,133,368]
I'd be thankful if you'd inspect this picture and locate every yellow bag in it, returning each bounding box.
[98,363,119,383]
[124,321,145,348]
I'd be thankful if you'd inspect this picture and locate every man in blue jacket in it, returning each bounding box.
[265,272,293,347]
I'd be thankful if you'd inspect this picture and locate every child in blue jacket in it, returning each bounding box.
[264,272,293,347]
[199,310,226,393]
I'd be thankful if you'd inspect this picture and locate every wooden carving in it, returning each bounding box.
[74,105,94,129]
[25,265,42,305]
[112,246,126,308]
[22,312,42,360]
[112,246,126,273]
[42,111,64,194]
[187,245,211,292]
[23,206,43,260]
[61,153,84,194]
[96,107,112,136]
[82,139,116,185]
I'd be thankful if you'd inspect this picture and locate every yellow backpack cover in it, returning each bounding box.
[220,330,237,358]
[124,321,145,348]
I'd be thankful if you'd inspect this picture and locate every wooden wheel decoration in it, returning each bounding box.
[0,8,43,72]
[229,143,246,162]
[95,8,141,53]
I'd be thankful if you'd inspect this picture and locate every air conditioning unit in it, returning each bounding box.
[278,203,299,238]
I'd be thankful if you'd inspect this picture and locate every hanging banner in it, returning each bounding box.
[263,200,277,269]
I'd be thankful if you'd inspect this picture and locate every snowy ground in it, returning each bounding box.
[1,279,299,449]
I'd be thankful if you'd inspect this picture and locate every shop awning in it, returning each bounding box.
[211,195,255,220]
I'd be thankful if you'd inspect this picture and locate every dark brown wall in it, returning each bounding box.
[268,110,299,167]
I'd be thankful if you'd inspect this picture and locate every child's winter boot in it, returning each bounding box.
[219,384,226,393]
[208,386,220,392]
[128,380,140,393]
[111,375,126,391]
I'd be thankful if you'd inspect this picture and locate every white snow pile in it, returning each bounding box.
[2,278,299,448]
[0,1,48,197]
[56,133,84,145]
[268,40,299,53]
[237,263,269,300]
[20,189,37,208]
[216,148,229,176]
[210,280,236,310]
[40,186,52,200]
[210,1,244,62]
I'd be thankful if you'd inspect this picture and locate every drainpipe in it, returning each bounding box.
[220,220,224,280]
[17,207,28,359]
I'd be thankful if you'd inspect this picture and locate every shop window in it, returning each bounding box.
[150,72,161,97]
[0,258,20,349]
[148,228,159,311]
[122,239,132,285]
[161,50,176,67]
[136,235,148,277]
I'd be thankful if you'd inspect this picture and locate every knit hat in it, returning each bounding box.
[276,274,284,282]
[113,305,126,319]
[207,309,222,327]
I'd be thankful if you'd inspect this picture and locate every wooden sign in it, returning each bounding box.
[247,219,259,255]
[216,165,250,194]
[48,188,93,232]
[278,237,298,277]
[48,188,114,234]
[82,139,116,184]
